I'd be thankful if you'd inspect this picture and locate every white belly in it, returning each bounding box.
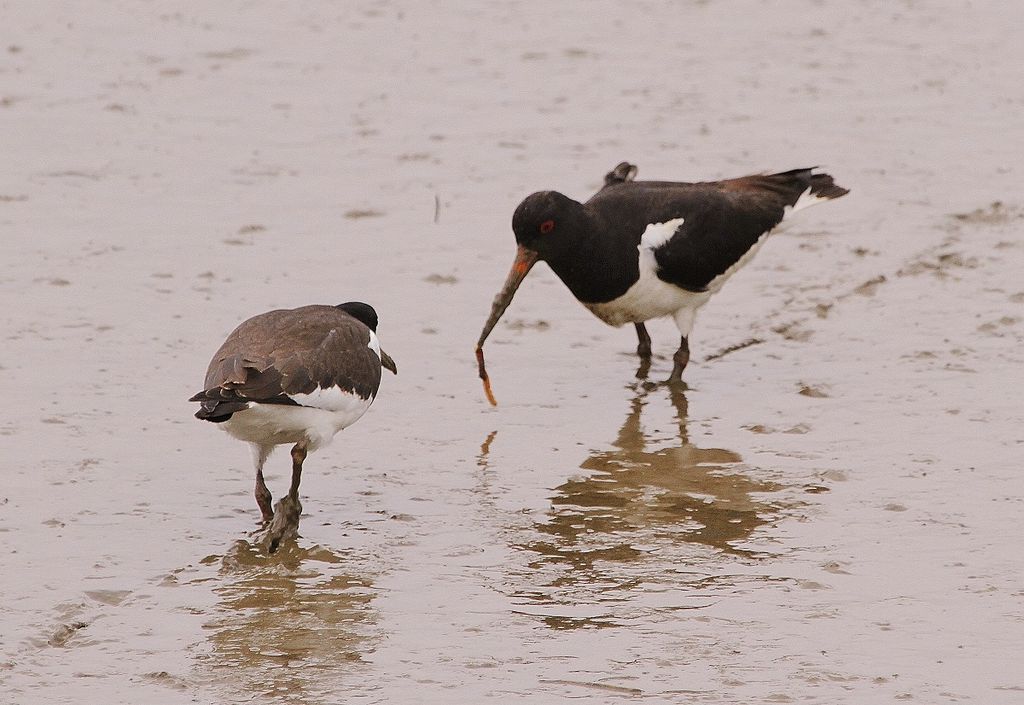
[221,389,373,451]
[584,270,710,329]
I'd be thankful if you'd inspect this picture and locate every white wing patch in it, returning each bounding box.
[640,217,686,250]
[584,217,711,331]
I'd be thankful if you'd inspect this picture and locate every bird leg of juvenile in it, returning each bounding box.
[263,494,302,554]
[263,443,308,553]
[251,444,275,523]
[288,444,307,500]
[255,468,273,523]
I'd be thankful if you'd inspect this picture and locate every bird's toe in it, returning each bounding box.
[262,495,302,553]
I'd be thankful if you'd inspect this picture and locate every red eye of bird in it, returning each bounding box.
[539,219,555,234]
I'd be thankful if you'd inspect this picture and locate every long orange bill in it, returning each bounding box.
[475,245,539,406]
[476,347,497,407]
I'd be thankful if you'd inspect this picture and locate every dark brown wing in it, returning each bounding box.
[648,169,847,291]
[190,305,382,419]
[718,168,848,202]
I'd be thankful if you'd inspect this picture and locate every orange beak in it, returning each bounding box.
[475,245,539,405]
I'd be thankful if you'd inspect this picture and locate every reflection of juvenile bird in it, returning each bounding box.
[190,302,397,552]
[478,162,848,384]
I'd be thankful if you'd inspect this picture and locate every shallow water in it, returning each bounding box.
[3,1,1023,703]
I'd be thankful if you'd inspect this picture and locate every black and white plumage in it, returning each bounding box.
[190,302,397,551]
[477,162,849,383]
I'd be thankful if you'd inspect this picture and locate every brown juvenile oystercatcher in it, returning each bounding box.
[190,302,397,552]
[476,162,848,398]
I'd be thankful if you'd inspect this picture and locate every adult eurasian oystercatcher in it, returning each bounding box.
[476,162,848,393]
[190,302,397,551]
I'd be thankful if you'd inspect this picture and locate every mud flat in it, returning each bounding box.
[2,2,1022,703]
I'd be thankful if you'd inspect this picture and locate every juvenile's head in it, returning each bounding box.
[336,301,378,331]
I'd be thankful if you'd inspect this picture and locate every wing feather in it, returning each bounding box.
[190,306,382,414]
[589,168,846,292]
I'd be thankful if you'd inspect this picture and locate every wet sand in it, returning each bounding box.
[2,1,1022,703]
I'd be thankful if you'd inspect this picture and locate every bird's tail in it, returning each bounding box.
[770,168,850,213]
[189,391,248,423]
[805,170,849,200]
[774,169,847,203]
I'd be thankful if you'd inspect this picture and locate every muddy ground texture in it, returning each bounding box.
[2,2,1022,703]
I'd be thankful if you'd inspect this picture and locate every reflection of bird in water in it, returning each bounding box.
[190,302,397,552]
[201,539,376,702]
[525,385,784,577]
